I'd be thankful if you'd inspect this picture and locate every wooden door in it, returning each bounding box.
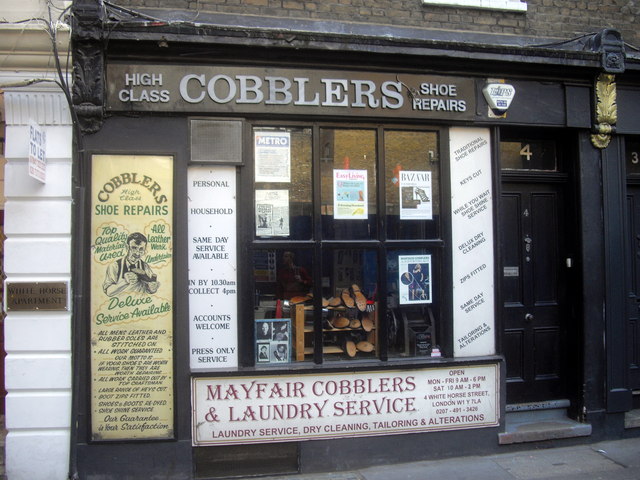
[501,180,570,403]
[626,184,640,391]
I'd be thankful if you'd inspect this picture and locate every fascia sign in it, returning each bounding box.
[482,83,516,113]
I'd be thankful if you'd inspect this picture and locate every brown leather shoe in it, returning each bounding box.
[351,284,367,312]
[361,314,374,332]
[356,341,374,352]
[328,296,342,307]
[344,339,357,357]
[331,316,350,328]
[341,288,355,308]
[349,318,361,329]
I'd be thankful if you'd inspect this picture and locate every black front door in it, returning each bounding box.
[626,183,640,391]
[500,179,571,403]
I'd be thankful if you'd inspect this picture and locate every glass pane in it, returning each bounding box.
[500,140,557,171]
[321,248,378,361]
[320,129,377,240]
[626,138,640,175]
[254,127,312,240]
[254,248,315,364]
[385,130,440,239]
[387,249,439,358]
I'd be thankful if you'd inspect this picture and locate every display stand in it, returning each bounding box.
[292,303,378,361]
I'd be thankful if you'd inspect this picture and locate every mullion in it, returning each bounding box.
[377,126,388,360]
[312,123,324,364]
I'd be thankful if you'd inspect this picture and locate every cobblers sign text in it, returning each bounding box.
[106,65,475,120]
[192,364,499,445]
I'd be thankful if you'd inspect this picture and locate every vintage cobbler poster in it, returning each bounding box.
[90,155,174,440]
[398,254,432,304]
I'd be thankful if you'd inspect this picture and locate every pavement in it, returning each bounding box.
[249,436,640,480]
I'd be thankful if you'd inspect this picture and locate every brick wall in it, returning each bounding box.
[114,0,640,48]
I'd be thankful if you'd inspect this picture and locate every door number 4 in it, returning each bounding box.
[520,144,533,162]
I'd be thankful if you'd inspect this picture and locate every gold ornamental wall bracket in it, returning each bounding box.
[591,73,617,149]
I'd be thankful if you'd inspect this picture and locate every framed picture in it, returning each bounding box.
[255,318,291,364]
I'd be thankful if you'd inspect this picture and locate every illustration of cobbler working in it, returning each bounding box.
[103,232,160,296]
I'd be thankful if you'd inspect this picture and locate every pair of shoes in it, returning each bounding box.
[340,285,367,311]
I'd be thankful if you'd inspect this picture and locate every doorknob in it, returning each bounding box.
[525,313,534,322]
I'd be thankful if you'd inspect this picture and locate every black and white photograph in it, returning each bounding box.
[255,318,291,363]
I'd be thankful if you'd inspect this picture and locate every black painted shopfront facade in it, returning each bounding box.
[70,2,640,478]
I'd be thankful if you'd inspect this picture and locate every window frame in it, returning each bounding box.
[241,120,453,368]
[421,0,527,12]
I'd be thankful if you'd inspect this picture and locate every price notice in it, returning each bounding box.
[192,364,498,445]
[90,154,174,440]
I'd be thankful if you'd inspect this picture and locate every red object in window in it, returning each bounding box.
[392,163,403,185]
[343,156,350,169]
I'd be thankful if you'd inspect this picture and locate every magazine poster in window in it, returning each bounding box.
[398,254,432,304]
[256,189,290,237]
[399,171,433,220]
[333,169,368,219]
[255,131,291,183]
[256,318,291,364]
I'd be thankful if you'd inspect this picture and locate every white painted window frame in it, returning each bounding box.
[422,0,527,12]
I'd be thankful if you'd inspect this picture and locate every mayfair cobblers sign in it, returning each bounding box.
[106,64,476,119]
[192,364,498,445]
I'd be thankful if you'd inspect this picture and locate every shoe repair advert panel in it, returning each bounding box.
[449,127,495,357]
[187,166,238,370]
[192,364,499,445]
[90,154,174,441]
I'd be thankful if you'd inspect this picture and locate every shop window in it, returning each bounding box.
[254,127,312,239]
[421,0,527,11]
[385,130,440,239]
[500,128,567,172]
[626,138,640,176]
[320,129,377,240]
[500,140,557,171]
[252,125,443,365]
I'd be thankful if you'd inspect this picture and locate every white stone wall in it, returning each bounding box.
[3,86,72,480]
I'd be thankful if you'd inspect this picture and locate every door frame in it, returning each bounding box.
[497,128,582,408]
[500,172,574,404]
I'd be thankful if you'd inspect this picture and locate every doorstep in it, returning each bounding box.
[624,409,640,429]
[498,401,592,445]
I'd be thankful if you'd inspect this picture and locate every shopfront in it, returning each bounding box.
[69,7,640,477]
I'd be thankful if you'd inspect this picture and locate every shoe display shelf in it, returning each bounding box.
[291,303,378,361]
